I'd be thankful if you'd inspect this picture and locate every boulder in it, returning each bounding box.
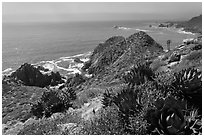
[74,58,83,63]
[158,23,167,27]
[168,52,181,63]
[11,63,63,88]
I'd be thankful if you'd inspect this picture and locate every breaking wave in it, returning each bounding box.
[114,26,151,32]
[3,51,92,76]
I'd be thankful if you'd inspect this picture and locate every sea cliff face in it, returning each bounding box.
[176,14,202,34]
[2,30,202,135]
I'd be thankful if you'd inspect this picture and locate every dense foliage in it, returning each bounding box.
[171,68,202,110]
[122,63,155,87]
[31,87,76,118]
[100,67,202,135]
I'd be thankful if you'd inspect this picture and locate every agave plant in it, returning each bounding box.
[145,96,202,135]
[122,63,155,87]
[102,89,114,108]
[113,87,143,116]
[184,109,202,135]
[171,68,202,109]
[109,87,143,132]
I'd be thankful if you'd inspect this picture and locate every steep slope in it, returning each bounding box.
[84,31,163,84]
[87,36,126,74]
[176,14,202,33]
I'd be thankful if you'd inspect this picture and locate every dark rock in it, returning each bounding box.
[158,23,167,27]
[10,63,63,88]
[168,52,181,63]
[158,23,174,28]
[81,60,92,71]
[113,25,120,29]
[74,58,83,63]
[37,66,49,72]
[191,44,202,51]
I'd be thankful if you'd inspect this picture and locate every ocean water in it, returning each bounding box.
[2,20,197,73]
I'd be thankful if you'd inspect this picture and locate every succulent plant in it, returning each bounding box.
[172,68,202,109]
[145,96,202,135]
[113,87,143,116]
[122,63,155,87]
[109,87,143,132]
[184,109,202,135]
[102,89,114,108]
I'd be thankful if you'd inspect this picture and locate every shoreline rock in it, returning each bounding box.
[10,63,64,88]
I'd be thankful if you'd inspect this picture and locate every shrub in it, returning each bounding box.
[79,106,125,135]
[30,101,44,118]
[66,73,86,87]
[31,88,76,118]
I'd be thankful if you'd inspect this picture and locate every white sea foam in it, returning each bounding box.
[81,58,90,62]
[118,27,131,30]
[3,68,13,73]
[177,28,195,35]
[116,26,150,32]
[3,52,91,77]
[135,28,150,32]
[2,68,14,76]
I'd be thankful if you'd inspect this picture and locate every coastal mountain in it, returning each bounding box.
[85,31,163,83]
[2,31,202,135]
[176,14,202,33]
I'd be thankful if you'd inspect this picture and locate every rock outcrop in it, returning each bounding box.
[11,63,64,88]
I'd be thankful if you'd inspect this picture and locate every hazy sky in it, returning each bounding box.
[2,2,202,23]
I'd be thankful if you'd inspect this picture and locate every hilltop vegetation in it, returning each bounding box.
[2,30,202,135]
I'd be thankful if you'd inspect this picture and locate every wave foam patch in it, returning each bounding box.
[135,28,150,32]
[3,68,14,75]
[177,28,195,35]
[3,68,13,73]
[115,26,150,32]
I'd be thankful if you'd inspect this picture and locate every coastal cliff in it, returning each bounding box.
[176,14,202,34]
